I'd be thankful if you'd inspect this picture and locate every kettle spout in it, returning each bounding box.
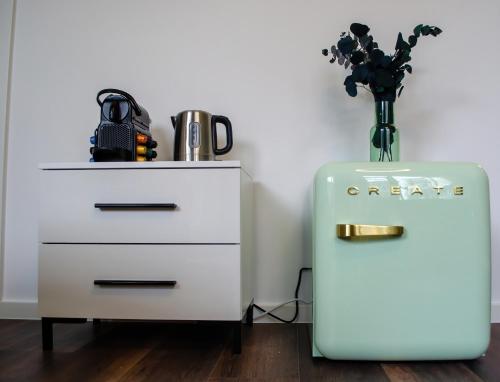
[170,116,176,129]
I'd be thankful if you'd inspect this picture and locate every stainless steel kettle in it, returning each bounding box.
[170,110,233,161]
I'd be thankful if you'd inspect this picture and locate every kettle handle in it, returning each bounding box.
[211,115,233,156]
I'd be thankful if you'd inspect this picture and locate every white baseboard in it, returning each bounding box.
[0,301,38,319]
[0,300,313,322]
[253,301,500,324]
[0,300,498,323]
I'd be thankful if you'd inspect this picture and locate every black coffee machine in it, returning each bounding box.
[90,89,157,161]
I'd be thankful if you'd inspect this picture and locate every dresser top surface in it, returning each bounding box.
[39,161,243,170]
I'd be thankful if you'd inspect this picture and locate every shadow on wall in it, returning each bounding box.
[253,181,313,303]
[402,86,468,160]
[320,81,371,161]
[229,140,255,176]
[152,124,172,161]
[402,104,436,160]
[301,183,314,300]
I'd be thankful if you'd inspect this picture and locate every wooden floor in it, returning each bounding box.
[0,320,498,381]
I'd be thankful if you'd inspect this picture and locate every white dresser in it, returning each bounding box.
[38,161,253,352]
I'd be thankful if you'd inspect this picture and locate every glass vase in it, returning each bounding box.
[370,101,399,162]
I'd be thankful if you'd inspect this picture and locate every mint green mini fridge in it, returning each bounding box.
[313,162,491,360]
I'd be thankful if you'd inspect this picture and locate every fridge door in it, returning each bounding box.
[313,162,490,360]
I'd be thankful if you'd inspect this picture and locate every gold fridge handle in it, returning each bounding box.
[337,224,404,240]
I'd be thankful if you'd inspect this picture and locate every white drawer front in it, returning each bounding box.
[39,244,241,320]
[40,168,240,243]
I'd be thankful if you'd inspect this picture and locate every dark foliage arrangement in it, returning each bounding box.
[322,23,442,102]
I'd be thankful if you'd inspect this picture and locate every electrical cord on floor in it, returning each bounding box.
[253,298,312,320]
[253,267,312,323]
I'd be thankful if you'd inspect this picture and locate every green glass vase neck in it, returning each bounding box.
[370,100,399,162]
[375,100,394,125]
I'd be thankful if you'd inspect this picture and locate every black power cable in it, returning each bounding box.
[253,267,312,323]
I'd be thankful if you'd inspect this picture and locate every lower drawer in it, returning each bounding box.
[38,244,241,320]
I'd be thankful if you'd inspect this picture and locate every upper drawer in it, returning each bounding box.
[40,168,240,243]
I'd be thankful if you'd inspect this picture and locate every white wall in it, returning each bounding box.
[2,0,500,319]
[0,0,15,301]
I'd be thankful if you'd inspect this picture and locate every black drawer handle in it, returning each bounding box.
[94,280,177,287]
[94,203,177,210]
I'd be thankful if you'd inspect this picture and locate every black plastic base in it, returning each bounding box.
[244,299,254,327]
[42,301,255,353]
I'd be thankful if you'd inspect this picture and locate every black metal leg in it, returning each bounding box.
[232,321,242,354]
[245,300,254,326]
[93,318,101,334]
[42,318,53,351]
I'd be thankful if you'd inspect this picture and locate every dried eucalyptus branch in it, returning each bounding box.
[322,23,442,101]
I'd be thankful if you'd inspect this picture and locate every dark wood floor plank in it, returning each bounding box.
[47,346,152,382]
[464,325,500,382]
[209,324,300,381]
[0,320,41,351]
[0,350,72,382]
[118,322,227,382]
[297,323,390,382]
[0,319,27,335]
[0,320,498,382]
[382,362,483,382]
[380,364,420,382]
[0,321,142,382]
[0,320,95,353]
[43,322,166,382]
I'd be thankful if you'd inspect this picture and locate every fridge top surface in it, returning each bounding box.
[315,161,486,177]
